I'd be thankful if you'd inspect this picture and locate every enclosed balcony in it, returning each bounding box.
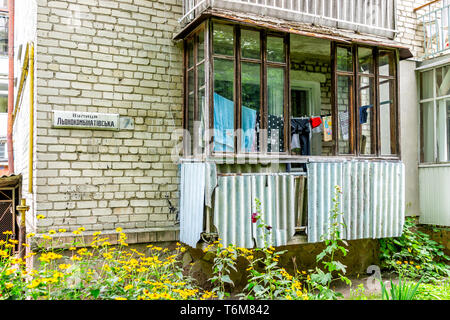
[180,0,397,39]
[416,0,450,59]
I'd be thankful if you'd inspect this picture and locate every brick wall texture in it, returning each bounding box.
[31,0,183,234]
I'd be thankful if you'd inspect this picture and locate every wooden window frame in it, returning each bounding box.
[183,19,401,160]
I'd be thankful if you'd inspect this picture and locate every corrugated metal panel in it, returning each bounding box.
[419,165,450,227]
[179,163,206,247]
[307,161,405,243]
[213,173,304,248]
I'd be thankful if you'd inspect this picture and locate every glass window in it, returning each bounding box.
[267,36,284,63]
[0,140,6,160]
[241,62,261,152]
[197,31,205,62]
[358,47,374,74]
[379,79,397,155]
[213,58,235,153]
[213,23,234,56]
[378,51,395,77]
[420,70,434,100]
[359,76,375,155]
[337,46,353,72]
[337,75,353,154]
[436,66,450,97]
[0,95,7,113]
[241,29,260,60]
[0,15,7,56]
[437,99,450,162]
[420,102,435,163]
[267,67,285,152]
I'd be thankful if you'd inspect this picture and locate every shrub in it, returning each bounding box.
[379,217,450,283]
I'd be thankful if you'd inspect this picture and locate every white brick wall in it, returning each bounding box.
[395,0,430,60]
[14,0,184,237]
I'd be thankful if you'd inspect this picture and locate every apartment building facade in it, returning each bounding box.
[5,0,446,251]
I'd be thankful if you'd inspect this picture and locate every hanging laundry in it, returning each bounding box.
[339,111,349,141]
[359,104,373,124]
[291,118,310,155]
[268,114,284,152]
[323,116,332,142]
[310,116,323,134]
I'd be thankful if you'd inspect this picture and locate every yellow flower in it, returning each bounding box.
[116,227,123,233]
[26,233,35,238]
[5,283,13,289]
[410,261,414,265]
[36,215,45,219]
[72,230,81,235]
[396,261,402,265]
[42,234,52,240]
[78,227,85,232]
[70,255,82,261]
[48,230,56,234]
[416,265,421,270]
[115,297,127,300]
[58,229,67,233]
[59,263,71,270]
[2,230,12,235]
[124,284,133,291]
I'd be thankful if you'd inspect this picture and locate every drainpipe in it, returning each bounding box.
[7,0,14,174]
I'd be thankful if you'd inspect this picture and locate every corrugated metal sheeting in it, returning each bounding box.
[213,173,304,248]
[180,160,406,248]
[419,165,450,227]
[307,161,405,243]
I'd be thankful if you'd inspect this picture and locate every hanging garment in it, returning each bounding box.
[213,93,257,152]
[310,116,322,129]
[323,116,332,142]
[268,114,285,152]
[291,118,311,155]
[359,104,373,124]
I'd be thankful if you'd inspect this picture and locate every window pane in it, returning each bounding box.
[197,87,206,154]
[213,58,235,152]
[267,36,284,63]
[358,47,373,74]
[213,23,234,56]
[187,39,194,68]
[241,62,261,152]
[187,93,194,155]
[378,51,395,77]
[267,67,285,152]
[197,29,205,62]
[359,76,375,155]
[0,141,6,160]
[436,65,450,97]
[0,95,6,113]
[420,102,435,162]
[0,15,7,56]
[437,99,450,162]
[198,63,205,88]
[337,75,353,154]
[379,79,397,155]
[420,70,434,100]
[337,46,353,72]
[241,29,260,60]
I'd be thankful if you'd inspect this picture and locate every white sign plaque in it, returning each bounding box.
[52,111,120,131]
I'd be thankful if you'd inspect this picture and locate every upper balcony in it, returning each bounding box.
[416,0,450,59]
[180,0,397,39]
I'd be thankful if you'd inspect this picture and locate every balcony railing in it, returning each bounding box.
[416,0,450,59]
[180,0,397,38]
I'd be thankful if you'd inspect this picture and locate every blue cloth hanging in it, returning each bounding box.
[213,93,257,152]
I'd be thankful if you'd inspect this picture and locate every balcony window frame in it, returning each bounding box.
[182,18,401,161]
[419,64,450,164]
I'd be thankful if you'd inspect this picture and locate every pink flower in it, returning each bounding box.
[251,213,259,223]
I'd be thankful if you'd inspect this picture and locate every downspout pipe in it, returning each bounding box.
[7,0,14,174]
